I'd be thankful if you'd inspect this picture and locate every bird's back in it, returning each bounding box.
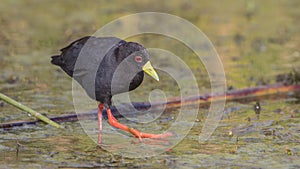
[51,36,124,76]
[51,36,143,103]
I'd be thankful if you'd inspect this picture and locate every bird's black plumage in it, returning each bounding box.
[52,36,170,142]
[51,36,150,106]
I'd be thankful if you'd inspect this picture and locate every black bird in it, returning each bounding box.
[51,36,171,144]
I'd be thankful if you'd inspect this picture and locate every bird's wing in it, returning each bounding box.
[71,36,126,99]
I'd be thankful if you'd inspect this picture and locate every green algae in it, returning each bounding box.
[0,0,300,168]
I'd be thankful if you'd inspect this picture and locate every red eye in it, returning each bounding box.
[135,56,142,62]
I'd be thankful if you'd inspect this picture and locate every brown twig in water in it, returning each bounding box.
[0,84,299,129]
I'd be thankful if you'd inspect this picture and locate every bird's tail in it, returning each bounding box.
[51,55,63,66]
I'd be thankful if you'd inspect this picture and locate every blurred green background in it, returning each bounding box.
[0,0,299,168]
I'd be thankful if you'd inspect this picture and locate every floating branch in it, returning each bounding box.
[1,84,299,129]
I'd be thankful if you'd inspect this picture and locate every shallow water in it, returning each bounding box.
[1,0,300,168]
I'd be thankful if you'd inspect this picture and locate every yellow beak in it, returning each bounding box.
[142,61,159,81]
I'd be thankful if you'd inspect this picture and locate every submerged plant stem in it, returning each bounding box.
[0,92,61,128]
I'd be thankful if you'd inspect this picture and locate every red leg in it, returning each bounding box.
[97,103,104,144]
[106,108,172,141]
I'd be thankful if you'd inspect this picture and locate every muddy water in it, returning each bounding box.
[1,0,300,168]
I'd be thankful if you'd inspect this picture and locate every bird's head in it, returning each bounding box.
[116,42,159,81]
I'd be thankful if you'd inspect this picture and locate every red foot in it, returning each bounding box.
[106,108,172,141]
